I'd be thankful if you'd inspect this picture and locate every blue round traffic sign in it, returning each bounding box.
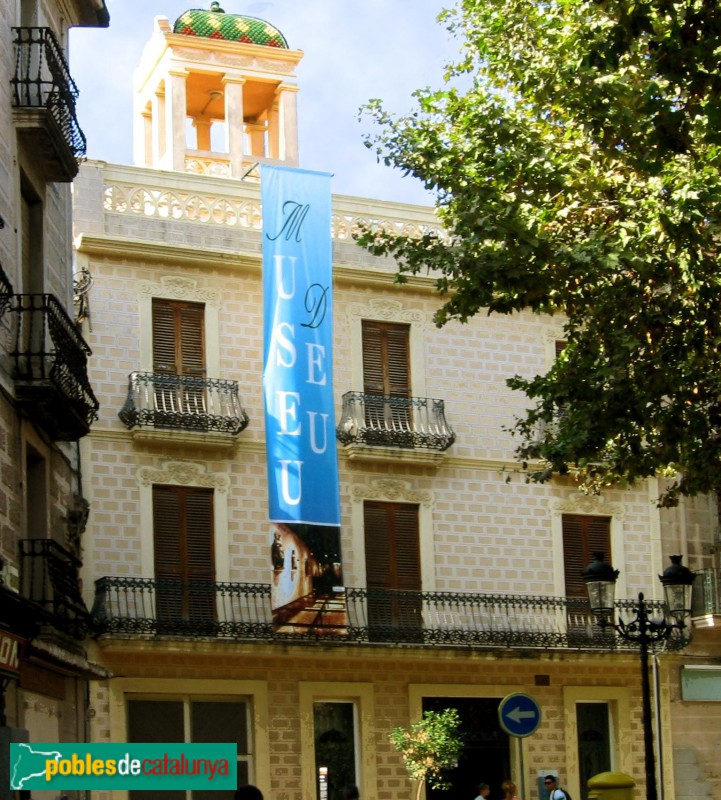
[498,693,542,738]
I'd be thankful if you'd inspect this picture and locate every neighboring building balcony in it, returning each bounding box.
[90,577,685,652]
[11,27,86,182]
[118,372,250,446]
[336,391,455,465]
[692,568,721,629]
[5,293,99,440]
[0,262,12,311]
[19,539,91,640]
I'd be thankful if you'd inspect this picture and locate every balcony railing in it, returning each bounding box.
[20,539,91,640]
[118,372,250,435]
[91,578,687,651]
[336,392,455,451]
[11,27,86,164]
[6,293,99,439]
[0,263,12,314]
[692,568,721,618]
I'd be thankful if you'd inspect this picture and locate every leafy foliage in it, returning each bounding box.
[388,708,463,797]
[358,0,721,505]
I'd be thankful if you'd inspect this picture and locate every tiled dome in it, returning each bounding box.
[173,2,288,48]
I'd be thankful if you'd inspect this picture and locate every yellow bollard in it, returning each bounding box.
[586,771,636,800]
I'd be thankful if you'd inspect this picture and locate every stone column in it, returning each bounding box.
[166,67,189,172]
[152,85,166,166]
[246,122,267,158]
[222,75,246,178]
[277,84,299,165]
[193,118,212,152]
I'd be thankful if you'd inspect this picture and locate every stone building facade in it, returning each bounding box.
[70,6,721,800]
[0,1,108,798]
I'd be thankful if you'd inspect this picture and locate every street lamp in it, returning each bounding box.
[582,552,695,800]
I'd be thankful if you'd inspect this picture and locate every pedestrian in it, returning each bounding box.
[474,783,491,800]
[544,775,570,800]
[341,785,360,800]
[502,780,521,800]
[235,785,264,800]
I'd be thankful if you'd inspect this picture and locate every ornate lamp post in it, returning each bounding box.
[582,553,695,800]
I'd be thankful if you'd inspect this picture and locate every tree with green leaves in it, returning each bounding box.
[359,0,721,506]
[389,708,463,800]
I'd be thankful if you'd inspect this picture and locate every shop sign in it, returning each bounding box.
[0,629,23,677]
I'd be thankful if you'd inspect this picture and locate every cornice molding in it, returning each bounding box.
[74,233,259,272]
[74,233,437,291]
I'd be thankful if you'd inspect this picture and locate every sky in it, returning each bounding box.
[68,1,461,206]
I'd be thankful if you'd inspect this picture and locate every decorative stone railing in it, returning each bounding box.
[100,164,444,241]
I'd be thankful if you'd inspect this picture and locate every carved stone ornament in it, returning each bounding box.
[350,478,434,508]
[138,276,221,307]
[347,298,426,328]
[543,324,566,343]
[549,495,625,520]
[137,461,230,493]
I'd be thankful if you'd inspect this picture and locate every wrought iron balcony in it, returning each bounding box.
[118,372,250,435]
[336,392,455,451]
[0,262,12,314]
[6,294,99,440]
[11,27,85,181]
[692,568,721,621]
[20,539,91,640]
[91,577,686,651]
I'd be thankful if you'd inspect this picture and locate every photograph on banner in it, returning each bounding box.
[269,522,346,634]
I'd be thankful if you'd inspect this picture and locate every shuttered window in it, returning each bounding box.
[362,321,411,434]
[153,485,215,628]
[362,321,410,396]
[562,514,611,597]
[364,501,421,635]
[152,299,205,377]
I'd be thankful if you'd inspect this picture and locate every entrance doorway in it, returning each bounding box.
[423,697,511,800]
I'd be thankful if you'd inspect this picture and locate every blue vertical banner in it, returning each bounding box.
[262,165,340,526]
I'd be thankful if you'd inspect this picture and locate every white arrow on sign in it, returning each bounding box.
[506,706,537,724]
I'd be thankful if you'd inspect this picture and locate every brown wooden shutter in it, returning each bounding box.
[364,501,421,634]
[153,485,215,626]
[364,502,392,590]
[362,321,410,396]
[555,340,567,358]
[179,303,205,377]
[152,299,205,377]
[562,514,611,597]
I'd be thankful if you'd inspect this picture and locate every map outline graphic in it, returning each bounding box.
[10,742,62,789]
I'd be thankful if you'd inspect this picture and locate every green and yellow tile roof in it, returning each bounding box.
[173,3,288,48]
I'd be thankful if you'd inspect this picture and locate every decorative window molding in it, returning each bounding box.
[108,677,270,800]
[347,298,427,397]
[543,323,567,369]
[299,682,376,800]
[349,479,435,591]
[563,686,631,800]
[138,275,221,375]
[136,460,230,581]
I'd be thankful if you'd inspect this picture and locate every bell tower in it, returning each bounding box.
[133,2,303,179]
